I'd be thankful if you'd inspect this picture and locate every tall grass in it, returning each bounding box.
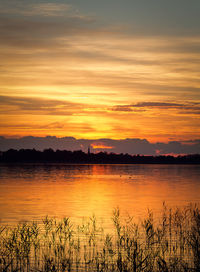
[0,204,200,271]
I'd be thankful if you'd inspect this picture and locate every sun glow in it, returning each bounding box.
[91,143,114,149]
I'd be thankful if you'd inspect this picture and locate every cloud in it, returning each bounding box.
[0,16,95,49]
[0,2,71,17]
[1,136,200,155]
[22,3,71,17]
[133,102,185,108]
[0,2,97,51]
[112,106,134,112]
[154,140,200,155]
[111,101,200,115]
[0,95,84,116]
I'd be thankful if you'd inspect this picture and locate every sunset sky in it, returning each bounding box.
[0,0,200,143]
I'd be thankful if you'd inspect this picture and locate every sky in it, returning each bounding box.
[0,0,200,146]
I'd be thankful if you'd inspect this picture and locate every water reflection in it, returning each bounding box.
[0,164,200,229]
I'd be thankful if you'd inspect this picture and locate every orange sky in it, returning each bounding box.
[0,1,200,142]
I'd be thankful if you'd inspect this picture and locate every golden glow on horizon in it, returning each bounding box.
[91,143,114,149]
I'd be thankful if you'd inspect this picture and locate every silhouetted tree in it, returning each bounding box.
[0,148,200,164]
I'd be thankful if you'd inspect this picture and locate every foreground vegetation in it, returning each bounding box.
[0,205,200,272]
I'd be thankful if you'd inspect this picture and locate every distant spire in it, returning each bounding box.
[88,145,91,155]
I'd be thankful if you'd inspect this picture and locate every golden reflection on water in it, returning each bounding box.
[0,164,200,229]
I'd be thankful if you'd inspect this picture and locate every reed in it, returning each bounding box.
[0,204,200,271]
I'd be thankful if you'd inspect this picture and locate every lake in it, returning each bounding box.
[0,164,200,228]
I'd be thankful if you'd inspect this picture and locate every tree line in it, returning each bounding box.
[0,148,200,164]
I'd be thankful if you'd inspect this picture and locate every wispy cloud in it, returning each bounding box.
[0,2,71,17]
[112,101,200,115]
[0,95,84,116]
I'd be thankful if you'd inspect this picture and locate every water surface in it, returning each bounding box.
[0,164,200,228]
